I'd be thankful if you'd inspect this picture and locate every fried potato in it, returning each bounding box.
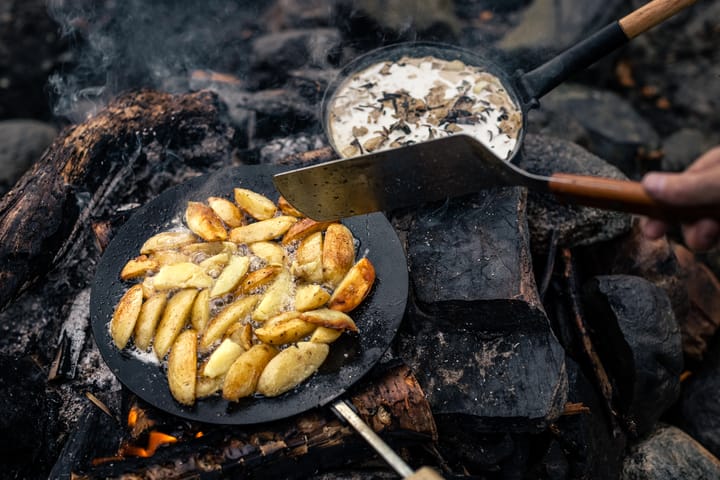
[208,196,245,228]
[309,326,343,344]
[167,329,197,406]
[203,338,245,378]
[229,216,297,244]
[120,255,158,280]
[111,284,144,349]
[210,255,250,297]
[328,257,376,312]
[152,262,214,290]
[225,322,254,351]
[252,269,292,322]
[191,289,210,332]
[322,223,355,287]
[249,241,286,265]
[134,291,168,351]
[235,265,281,295]
[153,289,198,360]
[180,241,237,258]
[291,232,323,283]
[200,295,259,351]
[140,231,197,254]
[300,308,358,332]
[256,342,329,397]
[151,250,191,267]
[277,195,304,217]
[185,201,228,241]
[255,312,316,345]
[222,344,278,401]
[294,284,330,311]
[281,218,336,245]
[196,373,223,399]
[234,188,277,220]
[198,252,231,277]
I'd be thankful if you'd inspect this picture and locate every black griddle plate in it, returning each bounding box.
[90,164,408,425]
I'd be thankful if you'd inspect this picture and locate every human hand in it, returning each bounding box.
[640,146,720,251]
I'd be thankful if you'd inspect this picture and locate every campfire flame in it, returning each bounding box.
[119,431,178,458]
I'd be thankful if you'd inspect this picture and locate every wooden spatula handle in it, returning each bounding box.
[547,172,714,222]
[619,0,696,39]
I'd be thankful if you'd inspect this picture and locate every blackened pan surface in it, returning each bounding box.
[90,164,408,425]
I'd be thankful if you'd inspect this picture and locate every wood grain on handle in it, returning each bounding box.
[547,173,713,222]
[619,0,696,38]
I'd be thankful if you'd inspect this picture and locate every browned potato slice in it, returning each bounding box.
[196,373,223,399]
[167,329,197,406]
[153,289,198,359]
[140,231,197,254]
[229,216,297,244]
[210,255,250,297]
[180,241,237,258]
[110,284,144,349]
[225,322,254,350]
[300,308,358,332]
[252,269,292,322]
[291,232,323,283]
[141,276,156,299]
[198,252,231,277]
[234,188,277,220]
[152,262,214,290]
[328,257,376,312]
[281,218,336,245]
[309,326,343,344]
[134,291,168,351]
[151,250,191,267]
[322,223,355,287]
[235,265,281,295]
[277,195,304,217]
[200,295,259,351]
[203,338,245,378]
[222,344,278,401]
[256,342,329,397]
[120,255,158,280]
[185,201,228,241]
[191,289,210,332]
[208,196,245,228]
[249,241,286,265]
[295,284,331,312]
[254,312,316,345]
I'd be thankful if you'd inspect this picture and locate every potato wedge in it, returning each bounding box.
[328,257,376,312]
[252,269,292,322]
[208,196,245,228]
[140,231,197,254]
[210,255,250,297]
[203,338,245,378]
[255,313,316,345]
[152,262,214,290]
[167,329,197,406]
[277,195,304,217]
[233,188,277,220]
[222,344,278,401]
[196,373,223,399]
[322,223,355,287]
[198,252,231,277]
[120,255,158,280]
[309,326,343,344]
[110,284,144,349]
[229,216,297,244]
[180,241,236,258]
[235,265,281,295]
[190,289,210,332]
[291,232,323,283]
[225,322,254,351]
[185,201,228,241]
[153,289,198,359]
[249,241,286,265]
[281,218,336,245]
[294,284,331,312]
[300,308,358,333]
[256,342,329,397]
[134,291,168,351]
[151,250,191,267]
[200,295,258,351]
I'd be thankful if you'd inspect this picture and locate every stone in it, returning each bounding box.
[660,128,716,172]
[0,119,57,187]
[251,28,343,71]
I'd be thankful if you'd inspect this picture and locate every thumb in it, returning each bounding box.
[642,171,720,206]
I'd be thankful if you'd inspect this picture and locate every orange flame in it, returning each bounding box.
[120,431,178,458]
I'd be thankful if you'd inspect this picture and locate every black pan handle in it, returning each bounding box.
[518,0,696,103]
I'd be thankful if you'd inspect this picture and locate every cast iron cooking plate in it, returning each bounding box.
[90,164,408,425]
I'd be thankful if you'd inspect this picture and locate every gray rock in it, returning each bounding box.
[0,119,57,186]
[582,275,682,436]
[661,128,717,172]
[517,134,632,253]
[621,424,720,480]
[252,28,343,71]
[671,60,720,119]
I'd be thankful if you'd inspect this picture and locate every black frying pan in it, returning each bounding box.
[90,164,408,425]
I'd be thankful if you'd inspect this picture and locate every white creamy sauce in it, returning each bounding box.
[327,56,523,160]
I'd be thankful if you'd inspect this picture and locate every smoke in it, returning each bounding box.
[47,0,265,122]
